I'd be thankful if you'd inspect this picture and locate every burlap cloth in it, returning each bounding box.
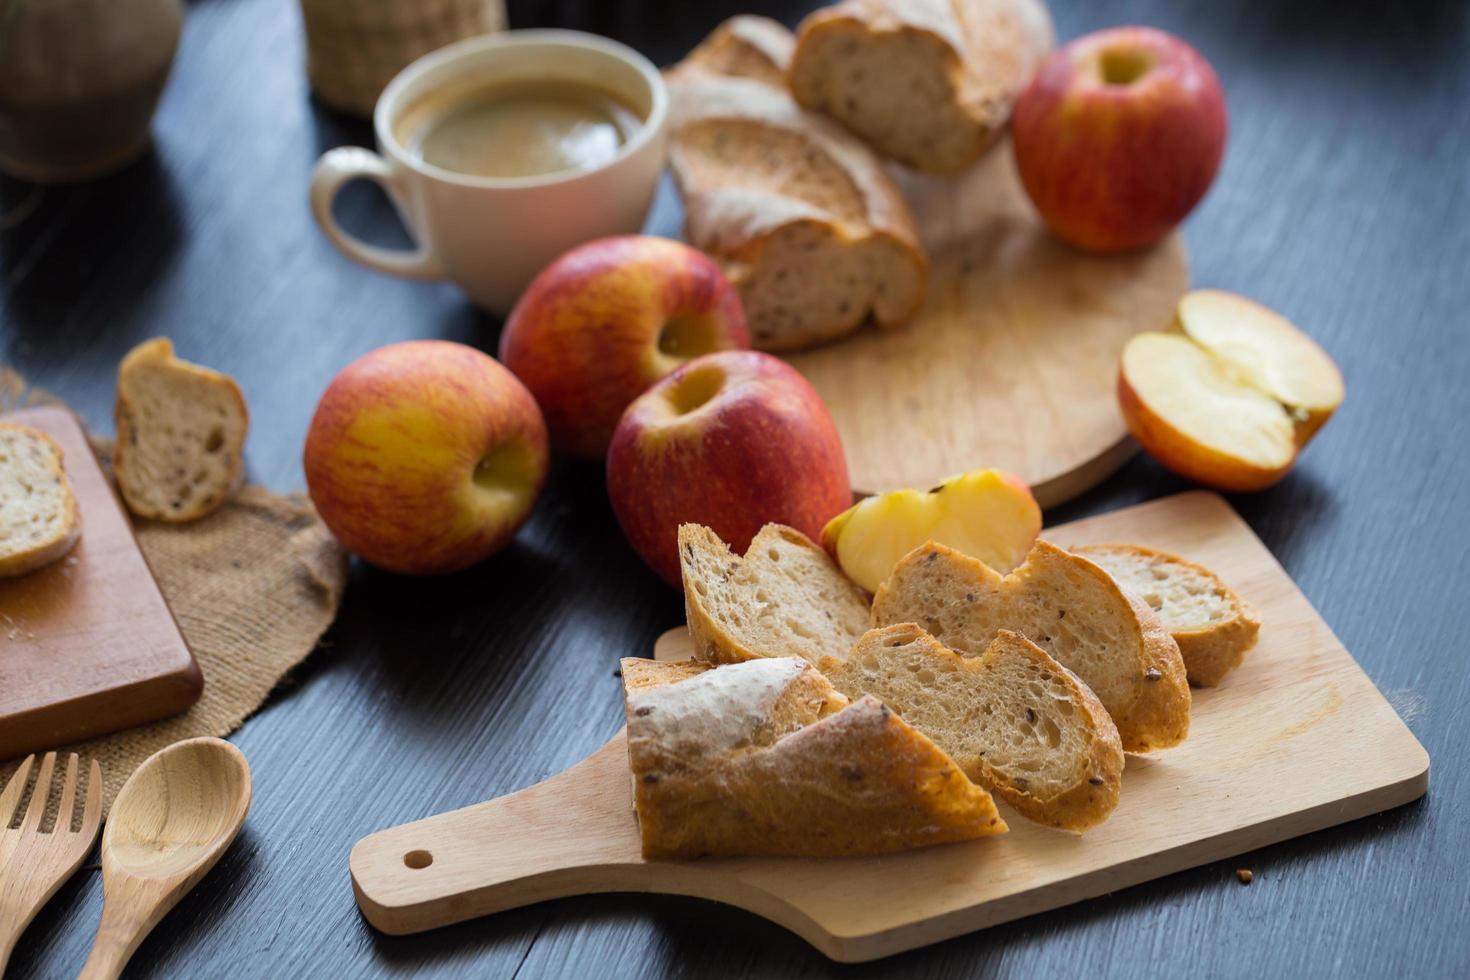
[1,370,348,815]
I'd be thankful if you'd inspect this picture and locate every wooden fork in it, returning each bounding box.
[0,753,103,974]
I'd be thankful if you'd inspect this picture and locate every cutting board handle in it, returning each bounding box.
[349,732,648,935]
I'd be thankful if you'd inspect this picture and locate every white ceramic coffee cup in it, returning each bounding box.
[309,30,668,313]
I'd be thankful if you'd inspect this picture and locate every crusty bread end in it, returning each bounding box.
[0,422,81,577]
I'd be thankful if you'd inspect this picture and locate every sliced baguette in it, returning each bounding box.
[114,337,248,522]
[0,422,81,577]
[666,23,928,351]
[622,655,1006,858]
[677,14,795,88]
[679,522,871,668]
[1074,544,1261,687]
[821,624,1122,830]
[872,540,1190,752]
[788,0,1054,174]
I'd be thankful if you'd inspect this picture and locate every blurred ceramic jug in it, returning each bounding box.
[0,0,183,182]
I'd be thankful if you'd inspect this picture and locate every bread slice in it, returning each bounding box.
[788,0,1054,174]
[666,23,927,351]
[0,422,81,577]
[872,540,1190,752]
[679,522,871,668]
[114,338,248,522]
[821,624,1122,830]
[621,655,1006,858]
[1074,544,1261,687]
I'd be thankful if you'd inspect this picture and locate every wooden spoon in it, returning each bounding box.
[78,737,251,980]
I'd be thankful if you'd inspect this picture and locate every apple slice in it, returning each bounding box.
[821,469,1041,594]
[1118,290,1345,492]
[1177,289,1345,440]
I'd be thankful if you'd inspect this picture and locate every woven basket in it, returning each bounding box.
[300,0,506,117]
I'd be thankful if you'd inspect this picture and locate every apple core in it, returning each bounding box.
[1098,47,1152,86]
[473,437,541,511]
[664,364,724,417]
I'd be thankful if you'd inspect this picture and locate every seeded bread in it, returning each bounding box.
[872,540,1190,752]
[680,522,871,668]
[1074,544,1261,687]
[788,0,1054,174]
[0,423,81,577]
[667,23,928,351]
[113,338,248,522]
[821,624,1122,830]
[621,655,1006,858]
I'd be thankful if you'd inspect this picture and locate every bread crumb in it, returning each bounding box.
[1236,868,1253,884]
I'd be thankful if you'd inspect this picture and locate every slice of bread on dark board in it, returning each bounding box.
[1074,543,1261,687]
[679,522,871,669]
[113,337,248,522]
[666,20,927,351]
[621,655,1006,858]
[821,624,1123,830]
[0,422,81,577]
[788,0,1054,174]
[872,540,1190,752]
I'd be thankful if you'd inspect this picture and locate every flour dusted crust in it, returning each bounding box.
[666,20,927,351]
[1075,543,1261,687]
[621,656,1006,858]
[873,540,1190,752]
[789,0,1054,174]
[822,625,1123,831]
[0,423,81,577]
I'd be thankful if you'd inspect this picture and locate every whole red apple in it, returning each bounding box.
[499,235,749,460]
[1012,26,1227,252]
[304,340,549,575]
[606,350,850,586]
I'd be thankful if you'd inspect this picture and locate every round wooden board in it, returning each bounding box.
[781,139,1190,509]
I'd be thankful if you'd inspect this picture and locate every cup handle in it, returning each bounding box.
[309,147,444,280]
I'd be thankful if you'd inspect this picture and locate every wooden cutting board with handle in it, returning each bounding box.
[349,491,1428,962]
[0,406,202,758]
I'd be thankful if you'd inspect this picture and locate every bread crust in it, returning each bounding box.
[789,0,1054,174]
[0,423,81,577]
[113,337,248,522]
[1075,543,1262,687]
[680,522,872,668]
[622,656,1006,858]
[667,21,928,351]
[824,624,1123,831]
[873,539,1190,753]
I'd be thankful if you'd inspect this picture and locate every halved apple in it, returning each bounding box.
[1119,290,1345,492]
[821,469,1041,594]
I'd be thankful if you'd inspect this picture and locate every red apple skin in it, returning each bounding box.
[499,235,749,460]
[304,340,549,575]
[606,350,851,586]
[1013,26,1227,252]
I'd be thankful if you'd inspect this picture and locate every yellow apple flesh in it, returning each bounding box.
[1118,290,1345,492]
[821,469,1041,594]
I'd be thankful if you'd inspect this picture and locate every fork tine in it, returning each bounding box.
[19,752,56,833]
[1,755,35,826]
[55,753,80,832]
[80,759,102,834]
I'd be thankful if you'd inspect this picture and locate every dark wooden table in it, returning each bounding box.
[3,0,1467,976]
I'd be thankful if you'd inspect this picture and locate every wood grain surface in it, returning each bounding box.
[349,492,1425,961]
[0,407,201,757]
[787,141,1187,506]
[1,0,1467,977]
